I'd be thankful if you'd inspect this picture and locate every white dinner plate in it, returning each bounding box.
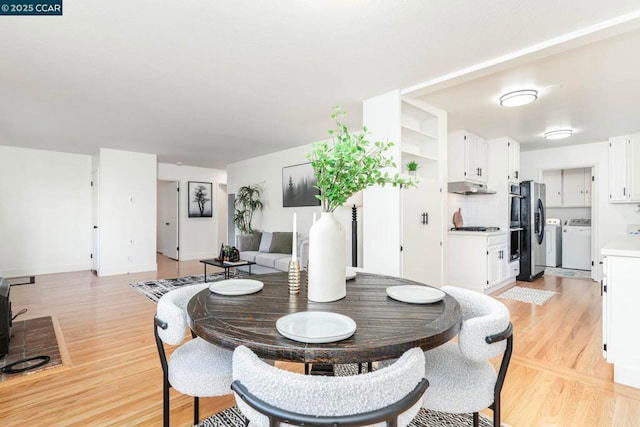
[276,311,357,343]
[209,279,264,296]
[386,285,445,304]
[346,268,357,281]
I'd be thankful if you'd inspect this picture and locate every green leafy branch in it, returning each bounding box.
[306,106,416,212]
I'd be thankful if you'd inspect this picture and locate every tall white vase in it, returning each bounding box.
[308,212,346,302]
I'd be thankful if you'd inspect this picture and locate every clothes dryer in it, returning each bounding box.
[545,218,562,267]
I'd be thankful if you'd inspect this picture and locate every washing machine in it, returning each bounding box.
[562,218,591,270]
[545,218,562,267]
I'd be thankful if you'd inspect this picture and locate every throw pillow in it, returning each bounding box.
[269,232,293,254]
[258,232,273,252]
[249,231,262,251]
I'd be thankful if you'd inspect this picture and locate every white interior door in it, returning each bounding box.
[158,181,179,260]
[91,169,100,272]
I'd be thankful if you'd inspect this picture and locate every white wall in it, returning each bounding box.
[226,144,359,266]
[0,146,92,277]
[157,163,226,260]
[546,207,591,225]
[521,141,640,279]
[97,148,157,276]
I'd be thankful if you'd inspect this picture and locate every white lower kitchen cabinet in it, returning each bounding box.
[601,235,640,389]
[448,231,513,293]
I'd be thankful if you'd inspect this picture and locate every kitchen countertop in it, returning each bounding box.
[448,230,507,237]
[601,235,640,257]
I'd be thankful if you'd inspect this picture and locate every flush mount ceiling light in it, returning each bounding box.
[544,129,573,140]
[499,89,538,107]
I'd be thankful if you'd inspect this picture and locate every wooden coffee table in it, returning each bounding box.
[199,259,256,281]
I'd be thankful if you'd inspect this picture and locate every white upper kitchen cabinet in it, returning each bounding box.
[543,168,591,207]
[448,130,488,184]
[562,168,591,207]
[609,134,640,203]
[362,90,447,287]
[544,169,563,207]
[508,139,520,183]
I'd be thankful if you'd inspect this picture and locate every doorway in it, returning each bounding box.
[91,169,100,272]
[157,180,180,260]
[540,166,596,281]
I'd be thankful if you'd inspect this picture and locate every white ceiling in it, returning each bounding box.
[1,1,640,168]
[417,24,640,151]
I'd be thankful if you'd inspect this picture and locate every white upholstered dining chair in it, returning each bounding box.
[421,285,513,427]
[154,283,233,427]
[231,345,428,427]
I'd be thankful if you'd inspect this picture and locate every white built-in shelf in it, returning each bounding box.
[401,148,438,162]
[401,124,438,141]
[400,174,439,183]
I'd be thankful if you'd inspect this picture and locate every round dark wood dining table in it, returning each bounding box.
[187,271,462,364]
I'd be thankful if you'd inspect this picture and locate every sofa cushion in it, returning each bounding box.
[258,232,273,252]
[269,232,292,254]
[236,234,254,252]
[274,256,297,272]
[255,253,290,269]
[249,231,262,251]
[239,251,259,263]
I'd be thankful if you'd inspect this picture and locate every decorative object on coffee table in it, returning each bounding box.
[305,106,415,302]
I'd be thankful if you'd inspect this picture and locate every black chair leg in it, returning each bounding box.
[473,412,479,427]
[493,397,501,427]
[163,377,170,427]
[194,396,200,425]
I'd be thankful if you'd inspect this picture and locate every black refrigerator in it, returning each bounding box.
[517,180,546,281]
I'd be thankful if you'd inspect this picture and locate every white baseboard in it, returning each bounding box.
[179,251,218,261]
[0,262,91,278]
[97,262,157,277]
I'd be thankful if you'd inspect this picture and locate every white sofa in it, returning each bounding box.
[236,232,309,273]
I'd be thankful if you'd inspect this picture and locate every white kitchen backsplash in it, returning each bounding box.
[447,193,501,228]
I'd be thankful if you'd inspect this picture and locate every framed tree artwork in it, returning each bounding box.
[188,181,213,217]
[282,162,321,207]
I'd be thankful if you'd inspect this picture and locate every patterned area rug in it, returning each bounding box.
[129,272,248,303]
[197,405,503,427]
[545,267,592,280]
[498,286,557,305]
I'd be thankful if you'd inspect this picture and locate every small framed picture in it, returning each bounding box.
[282,162,321,207]
[188,181,213,218]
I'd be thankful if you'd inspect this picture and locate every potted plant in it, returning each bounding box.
[304,106,415,302]
[405,160,419,176]
[233,184,263,234]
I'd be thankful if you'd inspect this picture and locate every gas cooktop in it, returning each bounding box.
[450,226,501,232]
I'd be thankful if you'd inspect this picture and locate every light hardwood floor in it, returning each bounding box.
[1,256,639,426]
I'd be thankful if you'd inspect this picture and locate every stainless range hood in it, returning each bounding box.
[448,181,496,195]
